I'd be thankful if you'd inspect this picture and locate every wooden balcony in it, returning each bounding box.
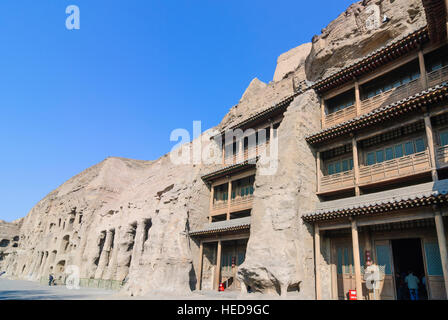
[427,65,448,88]
[211,195,254,216]
[436,145,448,168]
[360,78,423,115]
[224,142,270,165]
[359,150,431,186]
[324,105,356,129]
[320,171,355,193]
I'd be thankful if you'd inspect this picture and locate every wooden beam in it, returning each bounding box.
[352,137,361,196]
[197,241,204,291]
[209,186,215,222]
[355,79,361,117]
[356,210,434,227]
[314,224,322,300]
[418,49,428,90]
[319,223,351,231]
[227,180,232,220]
[317,152,322,194]
[321,97,326,129]
[434,210,448,299]
[424,114,439,181]
[351,219,364,300]
[330,241,339,300]
[215,240,222,291]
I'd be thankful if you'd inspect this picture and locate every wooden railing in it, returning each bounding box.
[223,142,270,165]
[211,195,254,215]
[360,78,423,115]
[230,195,254,212]
[359,150,431,185]
[436,145,448,168]
[427,65,448,88]
[324,105,356,129]
[320,171,355,193]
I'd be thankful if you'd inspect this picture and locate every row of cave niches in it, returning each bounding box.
[88,219,153,285]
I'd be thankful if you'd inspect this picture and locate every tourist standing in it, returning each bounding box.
[405,271,420,300]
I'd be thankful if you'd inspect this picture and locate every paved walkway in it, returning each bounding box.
[0,278,117,300]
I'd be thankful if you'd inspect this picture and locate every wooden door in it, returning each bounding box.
[422,239,447,300]
[374,240,396,300]
[220,240,247,291]
[334,241,355,300]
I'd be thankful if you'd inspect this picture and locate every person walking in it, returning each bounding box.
[405,270,420,300]
[48,273,54,286]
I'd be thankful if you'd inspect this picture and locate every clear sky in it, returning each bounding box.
[0,0,355,222]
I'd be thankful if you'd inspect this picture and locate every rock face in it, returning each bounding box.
[2,0,428,297]
[306,0,427,81]
[273,43,312,82]
[237,91,321,297]
[0,220,21,273]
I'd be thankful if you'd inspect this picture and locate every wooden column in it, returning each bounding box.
[215,240,222,291]
[418,49,428,89]
[331,243,338,300]
[351,219,363,300]
[227,179,232,220]
[197,241,204,291]
[446,0,448,41]
[435,210,448,299]
[314,224,322,300]
[316,152,322,193]
[354,79,362,116]
[320,97,326,129]
[352,137,361,196]
[209,184,215,222]
[424,114,439,181]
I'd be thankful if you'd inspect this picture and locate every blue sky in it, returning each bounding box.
[0,0,355,222]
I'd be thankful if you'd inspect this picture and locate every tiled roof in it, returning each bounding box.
[201,158,258,182]
[306,82,448,145]
[303,179,448,222]
[422,0,448,44]
[220,93,298,135]
[310,26,429,94]
[189,217,251,236]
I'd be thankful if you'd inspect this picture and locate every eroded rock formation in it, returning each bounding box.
[1,0,429,297]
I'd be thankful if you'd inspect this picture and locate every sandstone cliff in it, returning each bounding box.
[2,0,429,297]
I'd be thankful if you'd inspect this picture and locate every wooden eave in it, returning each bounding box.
[311,27,430,94]
[306,83,448,146]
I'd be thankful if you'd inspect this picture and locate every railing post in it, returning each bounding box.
[355,78,361,116]
[424,114,439,181]
[209,184,215,221]
[227,178,232,220]
[418,48,428,90]
[352,137,361,196]
[317,152,322,194]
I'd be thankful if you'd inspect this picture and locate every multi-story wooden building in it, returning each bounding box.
[190,0,448,300]
[189,97,291,291]
[304,7,448,299]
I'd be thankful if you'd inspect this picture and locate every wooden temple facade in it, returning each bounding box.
[190,99,289,292]
[306,0,448,300]
[189,0,448,299]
